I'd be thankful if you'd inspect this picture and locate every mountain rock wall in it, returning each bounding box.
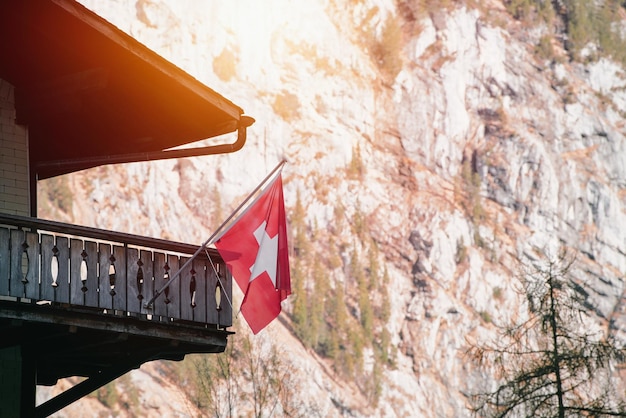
[40,1,626,416]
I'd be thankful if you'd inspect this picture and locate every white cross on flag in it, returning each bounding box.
[215,174,291,334]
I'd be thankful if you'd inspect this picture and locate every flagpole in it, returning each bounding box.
[208,158,287,243]
[144,159,287,309]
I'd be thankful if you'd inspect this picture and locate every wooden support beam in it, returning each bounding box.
[0,302,230,346]
[35,360,140,418]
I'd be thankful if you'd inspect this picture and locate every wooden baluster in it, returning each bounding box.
[218,263,233,329]
[8,229,22,297]
[21,231,40,300]
[206,260,220,326]
[69,240,94,307]
[180,257,194,321]
[54,236,70,304]
[70,239,85,305]
[98,243,113,310]
[83,241,98,308]
[40,234,57,303]
[152,252,169,320]
[41,235,69,303]
[110,245,126,313]
[167,256,182,320]
[126,247,140,314]
[0,227,9,297]
[181,258,207,322]
[127,248,153,316]
[139,249,154,318]
[195,258,207,323]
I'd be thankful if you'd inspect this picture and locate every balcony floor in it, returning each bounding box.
[0,299,231,386]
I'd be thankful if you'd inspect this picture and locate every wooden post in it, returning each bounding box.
[0,345,36,417]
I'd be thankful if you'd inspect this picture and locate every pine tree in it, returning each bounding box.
[350,247,374,342]
[379,268,391,324]
[327,281,348,366]
[308,260,327,350]
[348,143,365,180]
[291,258,310,346]
[469,251,626,417]
[367,242,380,291]
[291,189,309,257]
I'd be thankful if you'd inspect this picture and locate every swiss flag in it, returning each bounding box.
[214,174,291,334]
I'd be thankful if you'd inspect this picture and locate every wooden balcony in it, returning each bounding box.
[0,213,232,387]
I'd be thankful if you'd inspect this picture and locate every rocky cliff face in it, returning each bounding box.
[40,0,626,416]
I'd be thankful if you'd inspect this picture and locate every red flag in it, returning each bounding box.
[214,174,291,334]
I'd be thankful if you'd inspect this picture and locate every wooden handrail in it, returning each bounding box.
[0,213,217,258]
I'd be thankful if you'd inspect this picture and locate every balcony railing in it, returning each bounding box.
[0,213,232,329]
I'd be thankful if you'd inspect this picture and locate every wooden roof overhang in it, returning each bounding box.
[0,2,247,414]
[0,0,253,179]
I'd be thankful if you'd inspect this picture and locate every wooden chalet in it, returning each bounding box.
[0,1,253,416]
